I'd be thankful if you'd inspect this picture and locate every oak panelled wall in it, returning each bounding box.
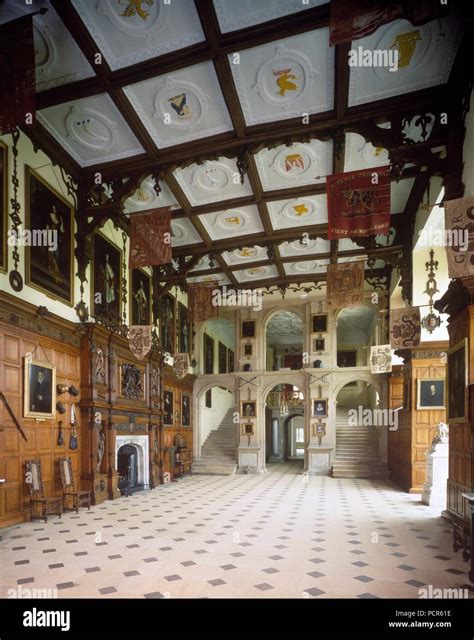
[0,293,82,527]
[162,368,194,480]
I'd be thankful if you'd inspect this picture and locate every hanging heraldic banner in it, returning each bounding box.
[326,166,391,240]
[129,207,171,269]
[370,345,393,374]
[326,262,364,310]
[444,195,474,278]
[390,307,421,349]
[0,14,36,134]
[188,283,219,324]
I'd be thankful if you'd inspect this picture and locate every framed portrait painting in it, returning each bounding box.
[203,333,214,374]
[241,321,255,338]
[181,394,190,427]
[313,399,328,417]
[178,303,190,353]
[312,314,327,333]
[241,401,256,418]
[130,268,151,326]
[25,166,74,304]
[0,142,7,273]
[337,350,357,367]
[163,389,174,426]
[92,233,122,319]
[218,341,227,374]
[24,355,56,419]
[159,293,175,355]
[447,339,467,423]
[417,379,445,410]
[228,349,234,373]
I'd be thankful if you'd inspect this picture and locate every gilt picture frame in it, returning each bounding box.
[25,165,74,305]
[24,355,56,419]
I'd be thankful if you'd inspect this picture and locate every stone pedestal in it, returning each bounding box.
[307,446,332,476]
[422,442,448,507]
[237,444,264,473]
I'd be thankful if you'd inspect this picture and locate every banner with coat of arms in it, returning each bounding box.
[444,195,474,278]
[128,325,152,360]
[326,261,365,310]
[187,283,219,324]
[389,307,421,349]
[129,207,171,269]
[326,166,391,240]
[370,344,393,374]
[173,353,189,380]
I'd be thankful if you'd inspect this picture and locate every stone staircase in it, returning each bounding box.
[192,408,237,475]
[332,409,388,479]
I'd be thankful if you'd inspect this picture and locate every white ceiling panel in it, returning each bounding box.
[171,218,203,247]
[254,140,333,191]
[0,1,94,92]
[187,273,231,285]
[230,29,334,126]
[348,16,463,107]
[222,246,268,266]
[123,62,233,148]
[233,265,279,283]
[344,132,390,172]
[124,176,180,213]
[72,0,205,71]
[37,94,143,167]
[198,206,264,240]
[173,158,253,206]
[283,259,329,276]
[279,238,330,257]
[213,0,327,34]
[268,195,328,230]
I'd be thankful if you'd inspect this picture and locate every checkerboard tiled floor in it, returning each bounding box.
[0,461,470,598]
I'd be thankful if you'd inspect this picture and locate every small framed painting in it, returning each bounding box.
[163,389,174,426]
[218,341,227,374]
[24,355,56,419]
[130,268,151,326]
[178,303,190,353]
[203,333,214,374]
[313,338,325,352]
[159,293,175,355]
[181,394,190,427]
[244,343,253,356]
[417,379,445,410]
[241,321,255,338]
[241,401,256,418]
[313,399,328,418]
[312,314,327,333]
[242,423,254,436]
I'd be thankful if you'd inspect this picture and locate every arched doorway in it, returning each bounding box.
[265,310,304,371]
[333,380,386,479]
[193,385,237,475]
[337,306,377,367]
[265,383,305,472]
[117,444,140,492]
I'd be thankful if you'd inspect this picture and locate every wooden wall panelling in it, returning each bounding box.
[0,293,83,528]
[161,366,194,480]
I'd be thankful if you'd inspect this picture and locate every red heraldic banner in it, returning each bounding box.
[326,166,391,240]
[129,207,171,269]
[187,283,219,324]
[329,0,446,46]
[0,14,36,134]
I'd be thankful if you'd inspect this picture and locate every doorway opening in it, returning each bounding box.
[265,383,305,472]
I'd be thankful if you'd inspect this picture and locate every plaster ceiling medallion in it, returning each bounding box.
[32,21,56,77]
[254,140,332,191]
[124,178,179,212]
[344,133,389,172]
[284,259,329,275]
[171,220,202,246]
[97,0,167,39]
[153,77,206,131]
[245,267,266,278]
[280,199,315,220]
[268,195,328,229]
[234,265,278,282]
[217,211,247,231]
[253,44,316,108]
[192,161,232,193]
[279,238,330,257]
[65,106,117,151]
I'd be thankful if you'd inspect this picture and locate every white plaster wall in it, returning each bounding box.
[199,386,235,445]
